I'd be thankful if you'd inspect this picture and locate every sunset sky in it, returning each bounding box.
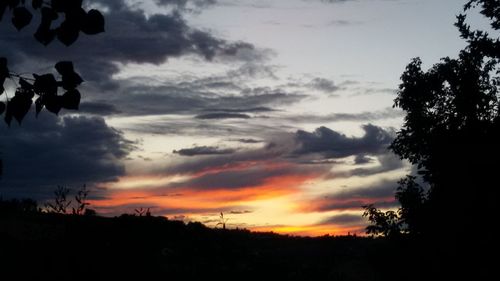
[0,0,487,236]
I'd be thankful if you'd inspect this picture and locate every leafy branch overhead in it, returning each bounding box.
[0,58,83,125]
[0,0,105,126]
[0,0,105,46]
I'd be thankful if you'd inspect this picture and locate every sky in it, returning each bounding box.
[0,0,488,236]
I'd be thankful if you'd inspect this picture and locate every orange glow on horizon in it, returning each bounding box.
[88,165,374,237]
[249,224,366,237]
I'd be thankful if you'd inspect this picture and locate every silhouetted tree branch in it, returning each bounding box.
[0,0,105,175]
[366,0,500,238]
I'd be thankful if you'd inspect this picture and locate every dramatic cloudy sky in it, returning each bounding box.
[0,0,487,236]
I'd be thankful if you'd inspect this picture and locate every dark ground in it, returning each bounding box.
[0,210,426,281]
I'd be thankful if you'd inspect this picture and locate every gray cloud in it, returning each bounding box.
[164,145,287,175]
[0,114,134,200]
[195,113,251,119]
[229,138,264,144]
[327,19,362,26]
[354,155,373,165]
[78,102,122,116]
[328,153,405,178]
[155,0,218,9]
[321,213,366,225]
[166,163,315,190]
[305,179,400,212]
[308,77,339,93]
[173,146,235,156]
[331,179,397,201]
[294,124,394,158]
[0,0,261,91]
[282,107,403,124]
[89,79,302,117]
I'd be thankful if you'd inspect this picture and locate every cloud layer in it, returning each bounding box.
[0,114,133,199]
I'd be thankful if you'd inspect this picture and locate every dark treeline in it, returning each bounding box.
[0,198,422,281]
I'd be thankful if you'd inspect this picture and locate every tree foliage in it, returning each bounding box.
[0,0,105,125]
[363,176,427,238]
[0,0,105,175]
[1,0,105,46]
[365,0,500,237]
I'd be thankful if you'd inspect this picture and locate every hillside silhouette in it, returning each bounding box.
[0,198,421,281]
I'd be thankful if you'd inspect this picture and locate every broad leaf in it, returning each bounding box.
[0,3,7,22]
[33,73,58,96]
[0,101,5,115]
[8,0,21,9]
[51,0,82,13]
[57,19,80,46]
[5,91,33,125]
[44,94,63,114]
[19,77,33,91]
[81,9,105,35]
[12,6,33,30]
[61,72,83,90]
[0,57,8,95]
[35,96,43,117]
[55,61,74,76]
[62,89,80,110]
[32,0,43,9]
[34,8,58,45]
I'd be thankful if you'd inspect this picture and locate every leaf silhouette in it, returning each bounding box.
[62,89,80,110]
[0,3,7,22]
[44,95,63,114]
[81,9,104,35]
[33,73,57,96]
[19,78,33,91]
[5,91,33,125]
[57,19,80,46]
[12,6,33,30]
[34,7,58,45]
[8,0,20,9]
[32,0,43,10]
[0,57,8,94]
[55,61,74,76]
[35,96,43,117]
[0,102,5,115]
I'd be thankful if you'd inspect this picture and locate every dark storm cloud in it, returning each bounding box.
[294,124,394,158]
[0,114,134,200]
[195,113,251,119]
[102,83,304,117]
[173,146,236,156]
[78,102,122,116]
[0,0,260,90]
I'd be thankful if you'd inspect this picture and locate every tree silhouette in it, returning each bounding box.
[366,0,500,237]
[0,0,105,175]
